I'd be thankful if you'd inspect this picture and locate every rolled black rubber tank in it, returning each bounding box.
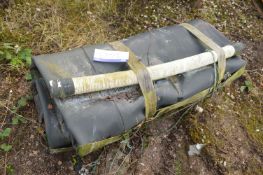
[31,20,246,155]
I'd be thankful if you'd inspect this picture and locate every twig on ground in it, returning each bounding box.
[166,101,199,133]
[3,134,12,175]
[0,103,37,124]
[3,152,7,175]
[0,90,13,129]
[113,147,133,175]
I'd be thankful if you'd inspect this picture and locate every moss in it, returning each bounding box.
[187,85,263,173]
[174,159,182,175]
[188,106,221,146]
[237,101,263,151]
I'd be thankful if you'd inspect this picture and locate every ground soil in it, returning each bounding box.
[0,0,262,175]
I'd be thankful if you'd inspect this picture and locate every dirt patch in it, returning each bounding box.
[133,118,215,175]
[6,120,75,175]
[187,89,263,174]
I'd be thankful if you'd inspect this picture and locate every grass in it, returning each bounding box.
[0,0,111,54]
[1,0,262,56]
[174,160,182,175]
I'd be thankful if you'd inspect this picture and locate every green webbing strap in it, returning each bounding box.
[110,41,157,119]
[180,23,226,85]
[77,134,125,156]
[151,66,246,121]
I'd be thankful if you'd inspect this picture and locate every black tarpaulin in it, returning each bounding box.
[31,20,246,153]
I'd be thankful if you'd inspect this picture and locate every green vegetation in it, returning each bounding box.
[0,43,31,69]
[0,95,30,154]
[0,94,31,175]
[0,143,12,152]
[174,160,182,175]
[240,80,253,92]
[0,128,12,152]
[5,164,14,175]
[238,97,263,151]
[0,128,11,140]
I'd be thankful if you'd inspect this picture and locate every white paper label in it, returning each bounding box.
[93,49,129,62]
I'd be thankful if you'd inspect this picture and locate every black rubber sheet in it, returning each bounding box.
[32,20,246,149]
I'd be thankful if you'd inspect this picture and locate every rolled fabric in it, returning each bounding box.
[32,20,247,155]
